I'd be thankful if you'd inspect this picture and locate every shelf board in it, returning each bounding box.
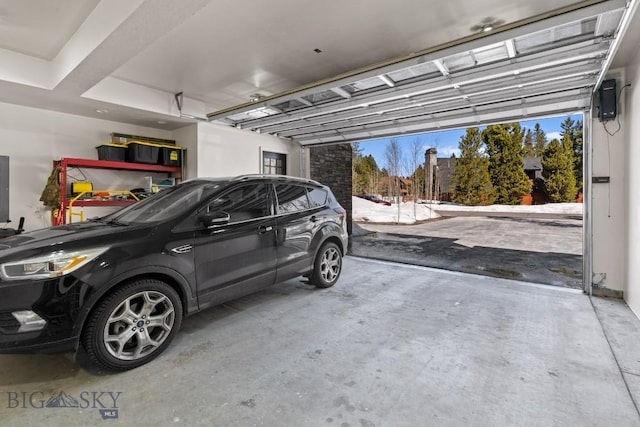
[69,199,137,207]
[59,157,181,173]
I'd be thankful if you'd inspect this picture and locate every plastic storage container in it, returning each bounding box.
[127,141,160,164]
[159,145,183,166]
[96,144,127,162]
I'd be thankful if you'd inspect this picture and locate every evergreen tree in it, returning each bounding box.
[351,143,364,194]
[408,138,425,205]
[572,119,583,193]
[560,116,575,137]
[483,123,532,205]
[451,128,494,205]
[522,129,535,158]
[412,164,426,194]
[559,116,584,193]
[360,155,380,195]
[351,143,381,195]
[542,136,577,202]
[533,123,547,158]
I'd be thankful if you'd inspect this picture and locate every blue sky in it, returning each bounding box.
[359,113,583,168]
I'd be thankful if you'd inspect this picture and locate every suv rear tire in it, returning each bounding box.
[310,242,342,288]
[81,279,182,372]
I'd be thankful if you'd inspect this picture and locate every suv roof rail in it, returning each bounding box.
[231,174,323,186]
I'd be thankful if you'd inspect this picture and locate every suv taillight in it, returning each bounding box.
[333,207,346,218]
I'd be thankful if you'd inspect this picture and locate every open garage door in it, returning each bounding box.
[205,0,634,291]
[206,1,628,146]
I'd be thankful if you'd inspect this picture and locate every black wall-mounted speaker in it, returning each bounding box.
[599,79,617,121]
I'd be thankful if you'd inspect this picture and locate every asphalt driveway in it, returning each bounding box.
[351,216,583,288]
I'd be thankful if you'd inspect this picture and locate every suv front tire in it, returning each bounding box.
[82,279,183,372]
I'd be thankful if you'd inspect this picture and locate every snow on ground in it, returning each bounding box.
[352,196,583,224]
[352,197,441,224]
[431,201,583,215]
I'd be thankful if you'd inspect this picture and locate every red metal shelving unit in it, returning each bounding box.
[53,157,183,224]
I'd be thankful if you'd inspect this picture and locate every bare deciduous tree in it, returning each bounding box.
[385,139,403,223]
[408,137,424,221]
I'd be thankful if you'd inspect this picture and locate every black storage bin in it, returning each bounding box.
[96,144,127,162]
[127,141,160,164]
[159,145,183,166]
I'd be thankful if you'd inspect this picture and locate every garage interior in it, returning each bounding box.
[2,0,640,425]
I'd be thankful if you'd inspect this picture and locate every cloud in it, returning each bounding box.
[547,132,561,141]
[434,146,461,157]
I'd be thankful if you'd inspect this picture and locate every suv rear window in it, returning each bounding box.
[307,187,328,207]
[275,184,310,214]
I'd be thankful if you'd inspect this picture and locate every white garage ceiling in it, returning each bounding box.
[0,0,635,141]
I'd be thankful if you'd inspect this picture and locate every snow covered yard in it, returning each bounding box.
[352,196,583,224]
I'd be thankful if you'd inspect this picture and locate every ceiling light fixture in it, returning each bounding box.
[95,109,109,114]
[157,120,167,124]
[470,17,505,34]
[249,94,264,103]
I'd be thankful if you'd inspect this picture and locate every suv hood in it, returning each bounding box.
[0,222,151,262]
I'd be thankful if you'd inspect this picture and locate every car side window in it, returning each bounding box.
[307,187,328,207]
[275,184,310,214]
[207,183,271,223]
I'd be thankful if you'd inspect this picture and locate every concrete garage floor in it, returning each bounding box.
[0,257,638,426]
[351,216,583,288]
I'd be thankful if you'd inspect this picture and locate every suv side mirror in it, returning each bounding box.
[200,211,230,228]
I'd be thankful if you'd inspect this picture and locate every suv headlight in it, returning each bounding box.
[0,247,109,281]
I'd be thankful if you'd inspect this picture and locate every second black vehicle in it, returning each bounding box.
[0,175,348,371]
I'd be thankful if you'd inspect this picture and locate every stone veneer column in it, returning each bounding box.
[309,144,352,235]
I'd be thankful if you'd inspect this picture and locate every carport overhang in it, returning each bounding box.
[206,0,630,146]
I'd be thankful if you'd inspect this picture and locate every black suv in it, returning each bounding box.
[0,175,348,371]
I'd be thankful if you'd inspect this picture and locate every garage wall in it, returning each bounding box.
[591,70,627,298]
[0,103,301,232]
[0,102,174,230]
[624,53,640,316]
[172,123,198,180]
[196,122,300,177]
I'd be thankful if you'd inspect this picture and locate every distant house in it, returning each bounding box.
[379,176,412,201]
[524,157,543,181]
[523,157,547,204]
[424,147,547,204]
[425,148,456,201]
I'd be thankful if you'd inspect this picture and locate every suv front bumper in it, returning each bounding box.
[0,277,82,354]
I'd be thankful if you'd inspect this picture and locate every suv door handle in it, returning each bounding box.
[257,225,273,234]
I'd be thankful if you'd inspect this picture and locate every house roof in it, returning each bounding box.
[432,155,544,193]
[524,157,543,171]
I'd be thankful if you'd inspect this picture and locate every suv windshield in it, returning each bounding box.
[101,180,223,225]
